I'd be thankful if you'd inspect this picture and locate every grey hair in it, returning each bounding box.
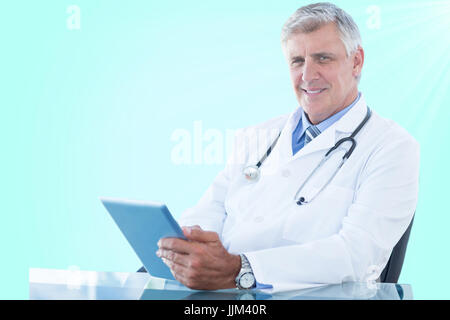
[281,2,362,57]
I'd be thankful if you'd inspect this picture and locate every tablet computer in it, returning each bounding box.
[100,197,186,280]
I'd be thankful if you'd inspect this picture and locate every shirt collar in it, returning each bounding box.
[300,92,361,137]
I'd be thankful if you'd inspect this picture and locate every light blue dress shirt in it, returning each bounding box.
[292,92,361,156]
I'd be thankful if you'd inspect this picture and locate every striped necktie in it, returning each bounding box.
[304,125,321,146]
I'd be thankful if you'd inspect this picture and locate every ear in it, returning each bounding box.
[352,46,364,78]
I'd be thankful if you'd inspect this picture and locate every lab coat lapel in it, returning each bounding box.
[276,107,302,162]
[334,94,368,134]
[289,94,368,162]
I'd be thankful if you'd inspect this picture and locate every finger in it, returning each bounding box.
[168,262,191,287]
[157,249,190,268]
[183,225,202,230]
[161,258,189,282]
[183,227,219,243]
[167,261,204,290]
[181,225,201,238]
[158,237,195,254]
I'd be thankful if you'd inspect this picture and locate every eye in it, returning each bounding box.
[291,58,304,66]
[319,56,330,62]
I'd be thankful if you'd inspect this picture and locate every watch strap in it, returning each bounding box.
[240,254,252,270]
[235,254,256,289]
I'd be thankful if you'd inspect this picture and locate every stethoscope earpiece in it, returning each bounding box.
[296,197,305,206]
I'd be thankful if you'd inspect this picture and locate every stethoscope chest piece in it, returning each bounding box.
[243,165,260,182]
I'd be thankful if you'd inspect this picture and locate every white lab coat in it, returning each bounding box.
[178,94,420,292]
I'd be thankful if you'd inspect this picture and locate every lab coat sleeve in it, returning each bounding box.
[244,129,420,291]
[177,129,246,235]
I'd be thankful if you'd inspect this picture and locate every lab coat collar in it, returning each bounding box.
[335,93,368,134]
[285,93,368,161]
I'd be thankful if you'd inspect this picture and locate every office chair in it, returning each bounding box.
[379,215,415,283]
[137,215,415,283]
[137,265,147,273]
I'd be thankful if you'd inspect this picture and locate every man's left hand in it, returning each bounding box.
[156,225,241,290]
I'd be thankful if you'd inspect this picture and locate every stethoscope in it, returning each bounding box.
[242,107,372,206]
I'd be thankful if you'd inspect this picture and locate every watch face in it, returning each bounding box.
[239,272,255,289]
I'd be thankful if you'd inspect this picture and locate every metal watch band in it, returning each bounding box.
[235,254,256,289]
[240,254,252,270]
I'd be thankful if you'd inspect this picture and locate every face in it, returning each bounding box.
[284,22,364,124]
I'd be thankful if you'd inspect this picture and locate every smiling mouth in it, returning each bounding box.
[301,88,327,96]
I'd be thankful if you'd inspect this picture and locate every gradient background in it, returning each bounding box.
[1,0,449,299]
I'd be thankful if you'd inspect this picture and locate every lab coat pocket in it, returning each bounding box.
[282,184,355,244]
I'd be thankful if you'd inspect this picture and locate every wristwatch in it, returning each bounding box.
[235,254,256,289]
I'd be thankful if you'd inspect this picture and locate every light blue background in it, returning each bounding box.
[1,0,449,299]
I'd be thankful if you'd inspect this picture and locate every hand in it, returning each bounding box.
[156,225,241,290]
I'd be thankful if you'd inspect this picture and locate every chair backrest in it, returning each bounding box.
[379,215,415,283]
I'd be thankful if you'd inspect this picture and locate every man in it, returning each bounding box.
[155,2,420,291]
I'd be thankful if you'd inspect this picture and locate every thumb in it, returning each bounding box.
[182,226,219,242]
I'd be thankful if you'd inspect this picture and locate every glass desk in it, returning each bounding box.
[29,268,413,300]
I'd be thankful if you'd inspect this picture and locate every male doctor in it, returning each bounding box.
[155,2,420,291]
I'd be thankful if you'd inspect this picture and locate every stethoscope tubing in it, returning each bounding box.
[243,107,372,205]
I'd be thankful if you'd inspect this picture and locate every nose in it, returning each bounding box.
[301,59,320,82]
